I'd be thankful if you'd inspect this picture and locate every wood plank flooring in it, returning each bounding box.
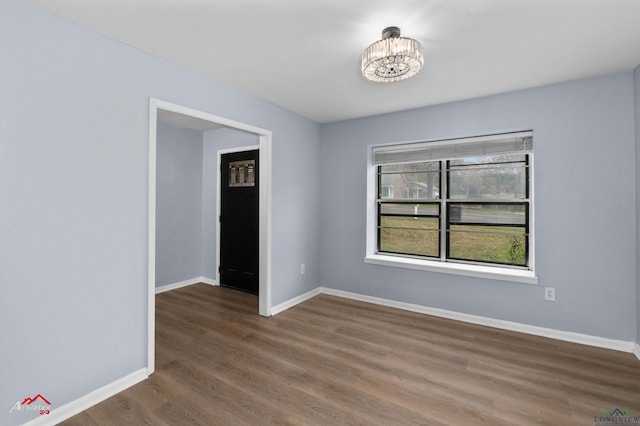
[61,284,640,425]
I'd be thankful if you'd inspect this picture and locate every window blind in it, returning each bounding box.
[373,131,533,165]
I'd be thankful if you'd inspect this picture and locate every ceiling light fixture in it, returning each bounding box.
[361,26,423,83]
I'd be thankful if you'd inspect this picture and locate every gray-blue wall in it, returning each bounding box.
[156,122,204,287]
[320,72,637,342]
[0,1,320,424]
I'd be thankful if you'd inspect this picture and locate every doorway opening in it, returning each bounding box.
[147,98,272,374]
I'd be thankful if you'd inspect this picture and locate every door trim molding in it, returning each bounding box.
[148,98,272,375]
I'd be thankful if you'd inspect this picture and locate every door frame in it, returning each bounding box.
[216,146,260,291]
[147,98,272,375]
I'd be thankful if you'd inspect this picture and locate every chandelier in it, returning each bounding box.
[361,26,423,83]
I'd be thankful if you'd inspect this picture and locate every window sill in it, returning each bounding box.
[364,254,538,285]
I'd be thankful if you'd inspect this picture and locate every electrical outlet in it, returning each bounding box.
[544,287,555,302]
[300,264,305,275]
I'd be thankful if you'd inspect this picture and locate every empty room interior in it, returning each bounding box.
[3,0,640,425]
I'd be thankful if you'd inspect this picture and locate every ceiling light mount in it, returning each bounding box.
[381,26,401,40]
[362,26,423,83]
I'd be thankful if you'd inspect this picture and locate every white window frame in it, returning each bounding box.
[365,132,538,285]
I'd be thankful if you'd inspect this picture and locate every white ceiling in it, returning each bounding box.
[25,0,640,123]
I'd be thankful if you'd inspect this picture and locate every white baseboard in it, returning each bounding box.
[23,368,147,426]
[271,286,636,355]
[318,287,636,354]
[156,276,217,294]
[199,276,218,286]
[271,287,321,315]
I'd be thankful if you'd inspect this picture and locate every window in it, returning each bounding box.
[368,131,535,282]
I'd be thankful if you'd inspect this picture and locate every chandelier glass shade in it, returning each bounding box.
[361,26,423,83]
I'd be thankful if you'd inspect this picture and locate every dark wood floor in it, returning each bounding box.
[61,284,640,425]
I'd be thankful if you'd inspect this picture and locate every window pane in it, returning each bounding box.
[380,216,439,230]
[379,228,439,257]
[449,162,527,200]
[379,162,440,200]
[379,216,439,257]
[448,203,526,226]
[380,203,439,217]
[448,225,527,266]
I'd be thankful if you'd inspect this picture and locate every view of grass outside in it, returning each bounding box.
[379,212,527,266]
[379,217,439,257]
[449,225,526,265]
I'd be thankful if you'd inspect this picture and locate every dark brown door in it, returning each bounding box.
[219,150,259,294]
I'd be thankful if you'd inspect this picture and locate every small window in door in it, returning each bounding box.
[229,160,256,187]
